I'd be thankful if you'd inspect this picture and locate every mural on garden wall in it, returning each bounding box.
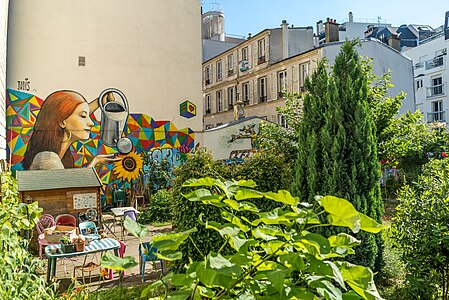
[6,88,195,200]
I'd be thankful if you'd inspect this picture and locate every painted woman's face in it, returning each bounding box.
[62,102,94,141]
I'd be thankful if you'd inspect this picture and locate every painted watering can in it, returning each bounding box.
[98,88,133,154]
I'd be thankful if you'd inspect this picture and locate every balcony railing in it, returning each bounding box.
[426,83,445,98]
[205,109,211,114]
[258,56,266,64]
[205,79,211,85]
[259,96,267,103]
[414,62,424,69]
[425,56,444,70]
[278,91,286,98]
[427,111,446,123]
[228,103,234,110]
[228,69,234,76]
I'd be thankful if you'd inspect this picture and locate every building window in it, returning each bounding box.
[205,65,211,85]
[428,100,445,122]
[427,76,444,98]
[216,60,222,81]
[78,56,86,66]
[258,77,267,102]
[228,54,234,76]
[278,70,287,98]
[299,62,310,90]
[228,86,235,109]
[278,114,288,128]
[258,39,265,64]
[242,47,248,61]
[205,94,211,114]
[242,82,249,104]
[216,90,223,112]
[416,79,423,90]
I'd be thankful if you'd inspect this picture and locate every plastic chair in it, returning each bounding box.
[73,253,101,284]
[36,214,56,258]
[139,242,164,282]
[122,210,137,241]
[85,209,98,222]
[108,240,127,279]
[79,221,101,240]
[55,214,77,227]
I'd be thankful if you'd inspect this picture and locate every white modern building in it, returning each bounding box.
[403,11,449,123]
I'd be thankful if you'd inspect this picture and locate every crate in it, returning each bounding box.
[44,225,77,243]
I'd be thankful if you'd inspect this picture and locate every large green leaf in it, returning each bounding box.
[100,251,138,271]
[264,190,299,206]
[237,179,257,188]
[196,261,235,289]
[307,276,342,300]
[278,253,305,271]
[359,213,389,233]
[338,262,383,300]
[319,196,361,233]
[328,233,360,248]
[234,189,264,201]
[124,217,149,239]
[307,256,345,288]
[267,268,289,293]
[182,177,216,187]
[287,288,320,300]
[182,189,222,202]
[152,227,197,251]
[166,290,192,300]
[155,250,183,261]
[205,221,240,237]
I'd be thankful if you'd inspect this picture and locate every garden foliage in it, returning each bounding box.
[393,158,449,299]
[140,177,386,299]
[0,171,56,299]
[292,40,383,271]
[171,148,292,270]
[139,189,174,224]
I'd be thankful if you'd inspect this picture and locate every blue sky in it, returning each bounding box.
[201,0,447,38]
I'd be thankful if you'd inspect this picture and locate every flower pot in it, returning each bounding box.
[60,242,75,254]
[74,241,86,252]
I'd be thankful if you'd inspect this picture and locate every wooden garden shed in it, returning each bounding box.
[17,168,103,225]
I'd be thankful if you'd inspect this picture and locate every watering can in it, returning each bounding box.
[98,88,133,154]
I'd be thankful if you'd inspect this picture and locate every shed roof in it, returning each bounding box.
[17,168,102,192]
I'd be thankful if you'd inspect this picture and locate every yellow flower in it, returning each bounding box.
[113,151,143,182]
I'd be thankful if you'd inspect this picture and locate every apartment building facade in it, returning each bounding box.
[404,12,449,123]
[203,24,415,129]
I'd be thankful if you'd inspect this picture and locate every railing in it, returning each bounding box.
[228,69,234,76]
[426,83,445,98]
[258,56,266,64]
[205,79,211,85]
[425,56,444,70]
[299,86,306,93]
[427,111,446,123]
[205,109,211,114]
[243,100,249,106]
[228,103,234,110]
[414,62,424,69]
[278,91,286,98]
[259,96,267,103]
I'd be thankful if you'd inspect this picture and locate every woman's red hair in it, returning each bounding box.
[22,90,87,170]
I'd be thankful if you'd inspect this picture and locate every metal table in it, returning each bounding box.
[45,238,120,282]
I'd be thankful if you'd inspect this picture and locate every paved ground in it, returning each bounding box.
[40,222,173,292]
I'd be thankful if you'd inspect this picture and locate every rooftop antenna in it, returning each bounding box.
[377,16,382,25]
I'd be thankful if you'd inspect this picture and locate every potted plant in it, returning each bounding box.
[72,235,86,252]
[60,235,75,253]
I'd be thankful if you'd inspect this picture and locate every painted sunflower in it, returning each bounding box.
[113,151,143,182]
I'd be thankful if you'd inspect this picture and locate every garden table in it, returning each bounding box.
[45,237,120,282]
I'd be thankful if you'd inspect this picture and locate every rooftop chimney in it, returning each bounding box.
[349,12,353,22]
[247,33,252,39]
[387,34,401,51]
[325,18,339,43]
[281,19,289,59]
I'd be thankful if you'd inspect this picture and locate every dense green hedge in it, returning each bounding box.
[138,189,174,224]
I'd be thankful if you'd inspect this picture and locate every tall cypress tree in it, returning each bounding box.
[292,40,383,271]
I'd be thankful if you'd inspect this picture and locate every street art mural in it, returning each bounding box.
[6,88,195,201]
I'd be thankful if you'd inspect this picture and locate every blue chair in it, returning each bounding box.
[139,242,164,282]
[79,221,101,240]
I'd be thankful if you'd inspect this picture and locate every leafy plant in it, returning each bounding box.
[392,158,449,299]
[60,235,72,245]
[0,171,56,299]
[140,177,386,299]
[138,189,174,224]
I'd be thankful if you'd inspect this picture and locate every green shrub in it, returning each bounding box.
[138,189,174,224]
[0,171,56,299]
[392,158,449,299]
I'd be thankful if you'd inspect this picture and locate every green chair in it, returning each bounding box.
[112,189,127,207]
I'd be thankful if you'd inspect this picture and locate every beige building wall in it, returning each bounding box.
[203,29,319,128]
[0,0,7,162]
[7,0,202,131]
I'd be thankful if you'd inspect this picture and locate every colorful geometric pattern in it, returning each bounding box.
[179,100,196,119]
[6,89,195,198]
